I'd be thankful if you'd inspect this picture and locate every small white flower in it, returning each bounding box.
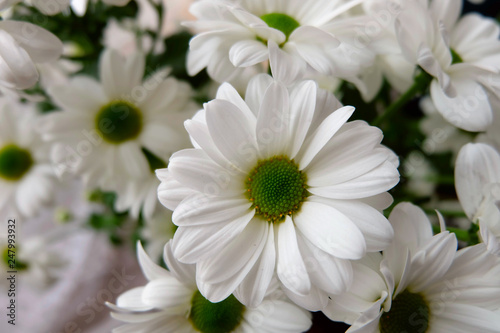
[394,0,500,131]
[183,0,378,83]
[39,49,196,191]
[455,142,500,255]
[324,202,500,332]
[157,51,399,309]
[0,99,56,218]
[0,20,62,90]
[108,241,312,333]
[0,230,67,289]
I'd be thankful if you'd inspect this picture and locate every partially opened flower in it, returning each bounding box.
[324,202,500,332]
[183,0,378,83]
[39,48,197,192]
[394,0,500,131]
[0,20,62,90]
[0,99,56,218]
[157,54,399,309]
[107,241,312,333]
[455,143,500,255]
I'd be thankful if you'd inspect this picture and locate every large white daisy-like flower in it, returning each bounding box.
[183,0,377,83]
[157,57,399,308]
[324,202,500,332]
[394,0,500,132]
[455,142,500,255]
[0,20,62,90]
[0,99,56,218]
[39,48,197,191]
[108,241,312,333]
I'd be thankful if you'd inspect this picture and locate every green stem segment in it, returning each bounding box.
[372,71,432,127]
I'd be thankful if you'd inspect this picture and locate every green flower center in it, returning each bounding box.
[189,291,245,333]
[0,144,33,181]
[380,290,430,333]
[95,101,143,144]
[2,247,29,271]
[260,13,300,41]
[450,48,463,65]
[246,156,308,223]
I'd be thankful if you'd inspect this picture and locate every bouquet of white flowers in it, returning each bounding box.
[0,0,499,332]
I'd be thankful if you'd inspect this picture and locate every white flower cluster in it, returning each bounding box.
[0,0,499,332]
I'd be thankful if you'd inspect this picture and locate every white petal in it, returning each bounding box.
[308,160,399,199]
[142,278,192,309]
[294,201,366,260]
[173,193,252,226]
[288,80,316,159]
[268,40,305,86]
[245,74,274,115]
[0,30,38,89]
[431,303,500,333]
[47,75,107,114]
[137,241,170,281]
[168,148,244,196]
[297,233,353,295]
[256,81,290,158]
[234,223,275,307]
[297,106,354,169]
[157,169,196,211]
[206,99,258,172]
[0,21,63,63]
[163,241,196,288]
[172,210,254,263]
[276,216,310,296]
[196,220,268,302]
[455,143,500,221]
[229,39,268,67]
[116,287,153,311]
[430,71,492,132]
[248,300,312,333]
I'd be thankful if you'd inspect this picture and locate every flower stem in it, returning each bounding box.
[372,70,432,127]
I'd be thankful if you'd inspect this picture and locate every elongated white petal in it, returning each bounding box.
[276,216,310,296]
[294,201,366,260]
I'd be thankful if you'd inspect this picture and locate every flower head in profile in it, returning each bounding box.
[157,49,399,309]
[107,241,312,333]
[0,99,56,218]
[0,20,62,91]
[39,48,196,195]
[394,0,500,131]
[324,202,500,333]
[183,0,378,83]
[455,142,500,255]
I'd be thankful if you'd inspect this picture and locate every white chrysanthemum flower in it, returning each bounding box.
[324,202,500,332]
[394,0,500,132]
[455,143,500,255]
[108,241,312,333]
[0,20,62,90]
[39,48,197,191]
[0,229,67,289]
[0,99,56,218]
[157,62,399,308]
[183,0,379,83]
